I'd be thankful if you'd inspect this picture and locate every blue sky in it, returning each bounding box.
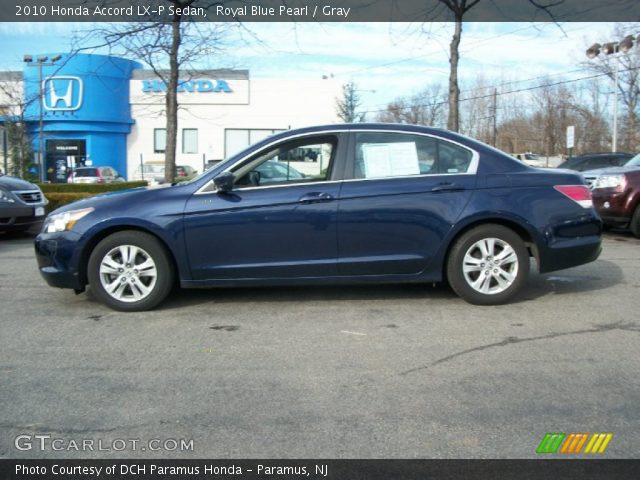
[0,21,618,110]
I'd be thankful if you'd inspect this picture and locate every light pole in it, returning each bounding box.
[23,54,61,182]
[1,126,7,175]
[586,35,636,153]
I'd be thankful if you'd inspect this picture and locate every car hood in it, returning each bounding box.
[0,175,40,191]
[582,165,640,176]
[50,183,174,215]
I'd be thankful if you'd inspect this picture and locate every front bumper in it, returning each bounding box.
[0,204,46,231]
[34,231,85,290]
[592,191,632,227]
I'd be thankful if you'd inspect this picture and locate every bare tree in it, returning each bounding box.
[376,83,446,126]
[0,73,37,179]
[336,82,366,123]
[77,4,229,182]
[531,79,579,156]
[432,0,563,132]
[459,76,495,142]
[568,79,611,153]
[497,116,538,153]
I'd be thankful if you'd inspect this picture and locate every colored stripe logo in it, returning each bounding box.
[537,433,612,454]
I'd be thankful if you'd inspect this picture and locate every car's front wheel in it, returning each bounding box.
[446,224,529,305]
[87,231,174,311]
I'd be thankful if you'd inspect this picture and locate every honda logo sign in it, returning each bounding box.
[42,76,83,111]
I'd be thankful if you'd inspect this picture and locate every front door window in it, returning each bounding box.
[233,137,336,188]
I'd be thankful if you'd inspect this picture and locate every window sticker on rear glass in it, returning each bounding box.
[361,142,420,178]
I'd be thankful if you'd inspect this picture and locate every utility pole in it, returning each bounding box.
[23,54,62,182]
[1,128,7,174]
[38,61,44,181]
[492,88,498,147]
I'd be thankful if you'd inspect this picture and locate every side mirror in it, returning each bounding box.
[213,171,235,193]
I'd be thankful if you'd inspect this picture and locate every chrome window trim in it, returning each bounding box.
[195,128,480,195]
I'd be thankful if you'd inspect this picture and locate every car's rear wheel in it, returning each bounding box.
[88,231,174,311]
[630,205,640,238]
[446,224,529,305]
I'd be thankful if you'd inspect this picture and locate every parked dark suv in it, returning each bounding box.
[0,174,48,232]
[584,154,640,237]
[557,152,633,172]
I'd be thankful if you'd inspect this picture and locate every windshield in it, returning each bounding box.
[625,153,640,167]
[524,153,539,160]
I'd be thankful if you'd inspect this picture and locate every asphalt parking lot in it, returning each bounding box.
[1,227,639,459]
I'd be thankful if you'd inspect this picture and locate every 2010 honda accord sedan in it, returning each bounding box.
[35,124,602,311]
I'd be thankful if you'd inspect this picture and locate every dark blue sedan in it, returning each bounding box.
[35,124,602,311]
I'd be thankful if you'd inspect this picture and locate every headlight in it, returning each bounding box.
[0,188,16,203]
[44,207,94,233]
[593,174,626,190]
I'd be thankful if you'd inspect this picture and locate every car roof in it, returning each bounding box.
[258,123,478,151]
[571,152,633,159]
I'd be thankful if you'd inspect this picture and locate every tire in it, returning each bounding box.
[630,205,640,238]
[446,224,529,305]
[87,231,174,312]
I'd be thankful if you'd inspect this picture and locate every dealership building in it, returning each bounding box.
[0,53,342,181]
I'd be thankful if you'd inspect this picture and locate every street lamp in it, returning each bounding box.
[23,54,61,182]
[586,35,638,153]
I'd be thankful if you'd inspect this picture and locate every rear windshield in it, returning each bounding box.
[139,165,165,173]
[625,154,640,167]
[74,168,98,177]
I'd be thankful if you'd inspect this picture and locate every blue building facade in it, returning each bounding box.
[22,53,140,181]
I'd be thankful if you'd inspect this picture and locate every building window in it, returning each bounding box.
[224,129,286,157]
[154,128,166,153]
[182,128,198,154]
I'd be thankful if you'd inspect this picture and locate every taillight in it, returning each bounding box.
[554,185,593,208]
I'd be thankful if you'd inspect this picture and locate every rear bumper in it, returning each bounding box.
[537,236,602,273]
[537,213,602,273]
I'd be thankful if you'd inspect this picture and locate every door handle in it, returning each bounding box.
[298,192,334,203]
[431,183,465,193]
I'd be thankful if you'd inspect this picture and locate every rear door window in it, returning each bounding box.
[351,132,473,179]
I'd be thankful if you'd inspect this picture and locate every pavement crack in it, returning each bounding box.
[400,321,640,376]
[0,422,158,434]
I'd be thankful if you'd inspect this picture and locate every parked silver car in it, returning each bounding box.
[132,164,165,183]
[69,166,124,184]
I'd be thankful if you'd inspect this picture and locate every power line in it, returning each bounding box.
[332,23,593,79]
[360,66,640,116]
[361,66,589,111]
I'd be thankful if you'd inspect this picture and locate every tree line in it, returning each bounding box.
[350,23,640,156]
